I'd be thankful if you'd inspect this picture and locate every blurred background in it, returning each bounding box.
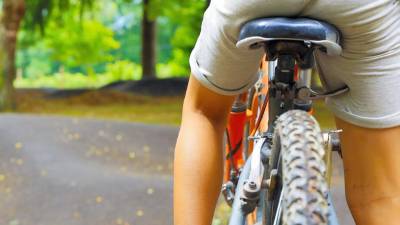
[0,1,346,225]
[0,0,213,125]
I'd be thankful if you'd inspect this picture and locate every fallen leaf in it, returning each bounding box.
[96,196,103,204]
[136,210,144,217]
[156,165,163,171]
[143,145,150,153]
[73,133,81,140]
[5,187,11,193]
[0,174,5,182]
[128,152,136,159]
[15,142,23,150]
[95,150,103,156]
[146,188,154,195]
[116,218,124,225]
[115,134,123,141]
[16,159,24,166]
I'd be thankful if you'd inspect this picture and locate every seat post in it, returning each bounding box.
[274,55,295,84]
[298,68,312,88]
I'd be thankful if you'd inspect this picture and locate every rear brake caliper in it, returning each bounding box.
[240,137,266,214]
[222,181,235,207]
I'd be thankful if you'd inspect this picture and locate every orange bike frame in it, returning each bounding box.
[224,58,269,182]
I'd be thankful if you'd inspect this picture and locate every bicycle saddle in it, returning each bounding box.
[236,17,342,56]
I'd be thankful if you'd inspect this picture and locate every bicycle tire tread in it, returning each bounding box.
[274,110,329,225]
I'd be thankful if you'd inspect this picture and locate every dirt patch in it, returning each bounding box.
[16,89,149,106]
[17,78,188,100]
[56,90,150,105]
[101,78,188,96]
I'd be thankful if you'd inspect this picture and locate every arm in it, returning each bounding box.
[174,75,235,225]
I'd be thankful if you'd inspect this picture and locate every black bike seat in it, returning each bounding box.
[237,17,342,56]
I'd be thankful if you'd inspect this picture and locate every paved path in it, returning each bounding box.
[0,114,177,225]
[0,114,354,225]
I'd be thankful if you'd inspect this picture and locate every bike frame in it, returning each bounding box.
[224,58,269,183]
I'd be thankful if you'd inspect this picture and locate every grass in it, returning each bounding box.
[312,100,336,129]
[15,90,184,125]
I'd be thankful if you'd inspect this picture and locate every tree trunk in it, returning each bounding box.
[206,0,211,9]
[1,0,25,110]
[141,0,156,79]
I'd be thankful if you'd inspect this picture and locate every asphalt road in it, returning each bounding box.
[0,114,354,225]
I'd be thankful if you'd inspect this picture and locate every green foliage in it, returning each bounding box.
[25,56,52,78]
[18,0,121,77]
[138,0,208,75]
[16,0,209,86]
[163,49,191,76]
[14,60,142,89]
[23,0,95,33]
[106,1,174,64]
[17,40,52,78]
[109,1,142,63]
[159,0,207,75]
[44,18,120,70]
[105,60,142,80]
[15,72,99,89]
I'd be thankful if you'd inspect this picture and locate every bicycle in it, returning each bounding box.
[221,17,349,225]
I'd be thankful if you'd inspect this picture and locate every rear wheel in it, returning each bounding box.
[266,110,329,225]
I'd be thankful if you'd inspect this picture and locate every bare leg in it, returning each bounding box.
[174,76,235,225]
[336,117,400,225]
